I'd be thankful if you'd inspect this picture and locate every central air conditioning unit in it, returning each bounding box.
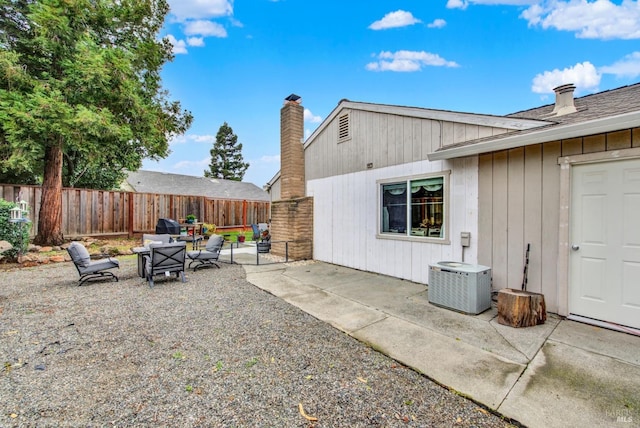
[428,261,492,314]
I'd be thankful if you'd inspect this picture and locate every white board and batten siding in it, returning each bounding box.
[304,106,512,285]
[308,158,479,286]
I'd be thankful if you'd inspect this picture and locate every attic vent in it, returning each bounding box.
[338,112,350,143]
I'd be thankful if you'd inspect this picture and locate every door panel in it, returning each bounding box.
[570,158,640,329]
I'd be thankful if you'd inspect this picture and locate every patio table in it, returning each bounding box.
[176,223,204,250]
[131,246,150,278]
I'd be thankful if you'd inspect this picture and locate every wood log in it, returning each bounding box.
[497,288,547,328]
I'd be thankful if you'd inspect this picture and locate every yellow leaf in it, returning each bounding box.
[10,414,17,418]
[298,403,318,422]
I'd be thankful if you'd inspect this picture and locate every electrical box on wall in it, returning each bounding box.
[461,232,471,247]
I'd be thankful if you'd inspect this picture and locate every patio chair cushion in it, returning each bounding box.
[251,224,260,241]
[67,241,91,268]
[142,233,172,247]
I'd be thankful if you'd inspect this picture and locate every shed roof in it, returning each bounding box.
[124,170,269,202]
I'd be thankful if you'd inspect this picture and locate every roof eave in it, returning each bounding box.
[428,110,640,161]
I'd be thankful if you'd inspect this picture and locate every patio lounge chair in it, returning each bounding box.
[187,234,223,270]
[67,241,119,286]
[144,241,187,288]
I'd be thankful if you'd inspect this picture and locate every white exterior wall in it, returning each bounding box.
[308,157,479,285]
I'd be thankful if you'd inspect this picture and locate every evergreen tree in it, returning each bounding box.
[0,0,193,245]
[205,122,249,181]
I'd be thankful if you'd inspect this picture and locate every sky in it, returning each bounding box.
[142,0,640,187]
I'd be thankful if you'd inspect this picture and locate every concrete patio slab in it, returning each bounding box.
[498,340,640,428]
[353,315,526,409]
[243,260,640,427]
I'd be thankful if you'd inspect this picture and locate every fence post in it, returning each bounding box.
[242,200,247,228]
[127,193,134,238]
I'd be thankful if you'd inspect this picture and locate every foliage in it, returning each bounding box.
[204,122,249,181]
[0,0,193,243]
[62,149,129,190]
[186,214,196,222]
[0,199,30,259]
[202,223,216,236]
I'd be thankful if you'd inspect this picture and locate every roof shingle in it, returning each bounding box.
[125,170,269,202]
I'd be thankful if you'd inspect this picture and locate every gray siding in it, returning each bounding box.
[478,127,640,313]
[305,109,510,182]
[268,178,281,202]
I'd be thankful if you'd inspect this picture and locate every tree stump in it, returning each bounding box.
[497,288,546,328]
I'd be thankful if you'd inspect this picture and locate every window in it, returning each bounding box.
[338,113,350,143]
[380,173,447,240]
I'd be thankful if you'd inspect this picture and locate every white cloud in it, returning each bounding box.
[304,109,322,123]
[167,0,233,22]
[184,20,227,38]
[369,10,422,30]
[229,17,244,28]
[599,51,640,78]
[187,37,204,47]
[166,34,188,54]
[531,61,601,93]
[366,50,459,72]
[259,155,280,163]
[427,19,447,29]
[447,1,640,40]
[522,0,640,40]
[448,0,537,8]
[173,158,210,171]
[473,0,536,3]
[446,0,468,9]
[170,134,216,145]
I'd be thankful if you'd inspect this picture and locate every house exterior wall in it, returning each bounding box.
[307,157,478,285]
[478,127,640,314]
[268,178,281,202]
[270,196,313,260]
[305,108,509,182]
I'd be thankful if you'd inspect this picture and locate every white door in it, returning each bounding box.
[570,158,640,329]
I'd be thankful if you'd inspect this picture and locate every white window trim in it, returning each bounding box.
[376,170,451,244]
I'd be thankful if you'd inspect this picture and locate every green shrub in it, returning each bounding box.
[0,199,31,260]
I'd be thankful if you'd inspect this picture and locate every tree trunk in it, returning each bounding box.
[35,143,64,246]
[497,288,547,328]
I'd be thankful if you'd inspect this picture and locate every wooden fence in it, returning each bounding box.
[0,184,270,238]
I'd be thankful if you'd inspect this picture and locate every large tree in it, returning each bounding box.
[204,122,249,181]
[0,0,192,245]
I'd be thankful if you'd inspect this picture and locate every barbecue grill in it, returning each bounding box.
[155,218,180,235]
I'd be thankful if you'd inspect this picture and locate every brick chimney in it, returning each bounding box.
[270,94,313,260]
[280,94,305,199]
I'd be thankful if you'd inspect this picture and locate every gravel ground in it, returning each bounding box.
[0,257,517,427]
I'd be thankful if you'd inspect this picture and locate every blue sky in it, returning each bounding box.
[142,0,640,187]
